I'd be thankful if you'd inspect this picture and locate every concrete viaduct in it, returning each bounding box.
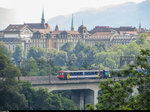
[19,76,121,110]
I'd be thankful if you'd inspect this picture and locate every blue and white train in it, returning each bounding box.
[57,70,111,80]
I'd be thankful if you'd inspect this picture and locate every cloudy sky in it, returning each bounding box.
[0,0,144,24]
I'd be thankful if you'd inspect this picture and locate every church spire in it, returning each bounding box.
[139,19,141,29]
[55,25,59,31]
[41,8,45,25]
[71,14,74,31]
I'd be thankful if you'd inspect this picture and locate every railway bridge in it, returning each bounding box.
[19,76,121,110]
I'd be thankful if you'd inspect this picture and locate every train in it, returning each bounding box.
[57,69,148,80]
[57,70,111,80]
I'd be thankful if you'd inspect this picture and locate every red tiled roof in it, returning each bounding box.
[91,32,112,37]
[112,27,136,31]
[33,29,50,34]
[52,31,62,35]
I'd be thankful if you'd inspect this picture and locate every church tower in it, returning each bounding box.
[41,8,45,28]
[71,14,74,31]
[139,19,141,30]
[55,25,59,31]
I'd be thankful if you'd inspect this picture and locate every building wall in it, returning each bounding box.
[4,34,19,38]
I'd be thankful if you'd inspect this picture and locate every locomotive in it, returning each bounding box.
[57,70,111,80]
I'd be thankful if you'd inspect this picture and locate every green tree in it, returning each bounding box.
[27,47,46,59]
[136,33,148,45]
[12,45,23,66]
[54,51,68,66]
[74,40,86,55]
[95,41,107,52]
[87,49,150,110]
[0,52,28,110]
[21,58,39,76]
[33,88,63,110]
[0,42,11,58]
[61,42,74,53]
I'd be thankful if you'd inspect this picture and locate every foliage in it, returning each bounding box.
[12,45,23,66]
[87,49,150,110]
[27,47,46,59]
[20,82,77,110]
[136,33,148,45]
[0,42,11,58]
[61,42,74,53]
[0,52,28,110]
[21,58,39,76]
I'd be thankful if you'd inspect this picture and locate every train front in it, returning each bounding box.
[58,71,65,80]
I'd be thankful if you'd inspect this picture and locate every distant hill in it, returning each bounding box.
[48,0,150,31]
[0,7,16,30]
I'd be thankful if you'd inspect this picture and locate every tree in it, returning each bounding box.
[27,47,46,59]
[54,51,68,66]
[74,40,86,55]
[95,41,107,52]
[12,45,23,66]
[61,42,74,53]
[136,33,148,45]
[0,42,11,58]
[81,60,88,69]
[87,49,150,110]
[21,58,39,76]
[0,52,28,110]
[67,53,77,70]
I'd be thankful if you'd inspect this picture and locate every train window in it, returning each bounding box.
[73,72,75,75]
[80,72,82,75]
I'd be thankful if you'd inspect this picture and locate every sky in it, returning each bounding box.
[0,0,145,24]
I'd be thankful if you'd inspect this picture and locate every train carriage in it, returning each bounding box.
[58,70,111,80]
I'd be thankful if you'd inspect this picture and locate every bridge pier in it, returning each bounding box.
[71,89,99,110]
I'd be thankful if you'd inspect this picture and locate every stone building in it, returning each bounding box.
[28,9,51,50]
[85,30,119,47]
[51,16,89,51]
[0,24,33,53]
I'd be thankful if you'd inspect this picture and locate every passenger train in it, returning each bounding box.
[57,69,148,80]
[57,70,111,80]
